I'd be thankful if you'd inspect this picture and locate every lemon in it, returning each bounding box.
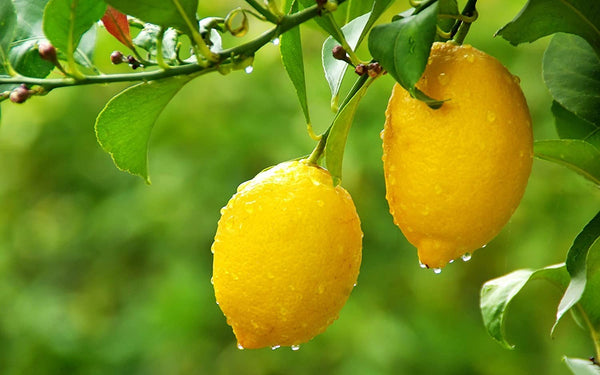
[382,42,533,269]
[212,160,362,349]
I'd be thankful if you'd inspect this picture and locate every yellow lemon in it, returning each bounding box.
[382,42,533,269]
[212,160,362,349]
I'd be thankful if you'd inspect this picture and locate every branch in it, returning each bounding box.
[0,1,345,95]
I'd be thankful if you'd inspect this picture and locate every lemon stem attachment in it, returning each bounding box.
[452,0,478,45]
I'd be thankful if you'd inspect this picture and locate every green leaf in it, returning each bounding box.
[133,24,179,62]
[42,0,106,57]
[544,33,600,128]
[281,0,310,125]
[346,0,373,24]
[552,101,600,150]
[480,264,569,349]
[298,0,344,43]
[368,2,443,106]
[0,0,17,64]
[579,235,600,331]
[357,0,393,46]
[495,0,600,56]
[437,0,459,35]
[105,0,199,37]
[534,139,600,186]
[553,211,600,333]
[9,0,54,78]
[564,357,600,375]
[322,12,370,105]
[95,77,191,183]
[325,75,370,185]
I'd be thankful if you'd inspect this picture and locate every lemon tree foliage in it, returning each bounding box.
[0,0,599,371]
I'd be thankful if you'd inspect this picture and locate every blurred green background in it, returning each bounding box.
[1,0,599,374]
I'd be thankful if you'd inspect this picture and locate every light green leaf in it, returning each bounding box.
[281,0,310,125]
[322,12,370,104]
[105,0,198,37]
[368,2,444,107]
[544,33,600,128]
[95,77,191,183]
[42,0,106,57]
[480,264,569,349]
[564,357,600,375]
[346,0,372,24]
[325,75,369,185]
[0,0,17,67]
[496,0,600,56]
[7,0,53,78]
[552,101,600,150]
[534,139,600,186]
[553,211,600,333]
[357,0,393,46]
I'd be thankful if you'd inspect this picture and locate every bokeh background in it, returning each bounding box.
[1,0,599,374]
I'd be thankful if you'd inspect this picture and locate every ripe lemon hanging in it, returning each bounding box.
[382,42,533,270]
[212,160,362,349]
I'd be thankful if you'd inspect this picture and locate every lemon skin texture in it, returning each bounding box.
[212,160,362,349]
[382,42,533,269]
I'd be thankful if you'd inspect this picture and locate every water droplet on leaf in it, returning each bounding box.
[433,268,442,274]
[419,261,427,269]
[244,65,254,74]
[272,37,280,46]
[291,345,300,351]
[237,343,245,350]
[461,252,472,262]
[271,345,281,350]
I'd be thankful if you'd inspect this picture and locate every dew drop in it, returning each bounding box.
[244,65,254,74]
[316,200,325,207]
[237,343,245,350]
[210,277,214,285]
[419,260,427,269]
[512,75,521,84]
[272,37,280,46]
[271,345,281,350]
[487,111,496,122]
[461,252,472,262]
[353,282,357,287]
[433,268,442,274]
[482,244,487,248]
[437,72,449,86]
[291,345,300,351]
[466,54,475,63]
[449,259,455,264]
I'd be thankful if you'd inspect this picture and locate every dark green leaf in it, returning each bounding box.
[496,0,600,56]
[43,0,106,57]
[325,76,370,185]
[564,357,600,375]
[95,77,191,183]
[553,211,600,333]
[544,33,600,128]
[368,2,440,101]
[322,12,370,106]
[534,139,600,186]
[552,101,600,150]
[281,0,310,125]
[0,0,17,58]
[105,0,198,36]
[480,264,569,349]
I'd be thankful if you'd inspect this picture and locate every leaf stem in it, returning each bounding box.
[325,12,361,65]
[0,1,346,92]
[306,73,371,164]
[452,0,478,45]
[576,304,600,361]
[245,0,281,23]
